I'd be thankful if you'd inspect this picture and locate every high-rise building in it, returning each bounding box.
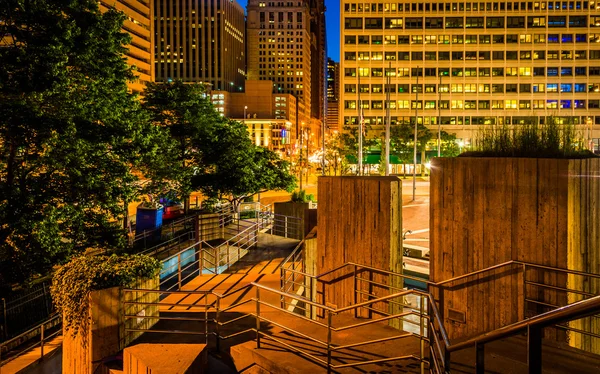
[99,0,154,94]
[310,0,327,126]
[340,0,600,148]
[246,0,326,149]
[154,0,245,91]
[326,58,340,131]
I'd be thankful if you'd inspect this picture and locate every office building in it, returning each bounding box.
[99,0,154,93]
[340,0,600,149]
[211,80,297,154]
[154,0,246,91]
[327,58,340,131]
[246,0,326,149]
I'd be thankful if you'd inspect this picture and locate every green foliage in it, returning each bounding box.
[389,123,432,162]
[291,190,316,203]
[0,0,167,284]
[439,131,460,157]
[51,254,161,337]
[462,120,598,158]
[142,81,219,202]
[195,121,296,209]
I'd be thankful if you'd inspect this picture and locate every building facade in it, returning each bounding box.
[327,58,340,131]
[154,0,245,91]
[211,80,298,154]
[99,0,154,94]
[246,0,326,148]
[340,0,600,147]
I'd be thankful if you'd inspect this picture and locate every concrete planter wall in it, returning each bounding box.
[62,276,159,374]
[430,157,600,352]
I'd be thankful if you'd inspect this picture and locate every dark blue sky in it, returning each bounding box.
[237,0,340,62]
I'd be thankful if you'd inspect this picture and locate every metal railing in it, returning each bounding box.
[0,314,61,367]
[279,259,600,373]
[258,212,304,240]
[124,281,430,374]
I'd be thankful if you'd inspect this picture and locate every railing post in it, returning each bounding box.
[177,253,182,290]
[256,288,261,349]
[280,268,285,309]
[284,216,288,238]
[475,342,485,374]
[522,263,527,319]
[204,300,209,345]
[226,243,230,270]
[353,264,358,318]
[2,297,7,340]
[444,346,451,374]
[327,310,333,374]
[216,298,221,352]
[40,323,45,359]
[528,325,542,374]
[420,295,425,374]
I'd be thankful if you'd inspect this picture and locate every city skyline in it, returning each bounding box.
[237,0,341,61]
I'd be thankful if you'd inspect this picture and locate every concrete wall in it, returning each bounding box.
[430,157,600,352]
[315,177,403,319]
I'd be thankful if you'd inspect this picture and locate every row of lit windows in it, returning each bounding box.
[343,15,596,30]
[344,49,593,60]
[343,116,600,126]
[344,99,595,109]
[343,66,600,76]
[343,33,600,45]
[343,82,600,93]
[342,1,597,13]
[259,11,303,23]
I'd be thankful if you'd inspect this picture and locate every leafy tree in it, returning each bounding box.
[0,0,164,284]
[439,131,460,157]
[390,123,432,176]
[340,123,377,175]
[322,132,348,176]
[142,81,221,210]
[195,121,296,211]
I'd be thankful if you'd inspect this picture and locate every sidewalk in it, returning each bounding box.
[0,335,62,374]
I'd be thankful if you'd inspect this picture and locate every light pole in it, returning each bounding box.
[244,105,247,121]
[412,67,419,202]
[437,75,442,157]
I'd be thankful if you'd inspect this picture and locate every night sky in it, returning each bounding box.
[236,0,341,62]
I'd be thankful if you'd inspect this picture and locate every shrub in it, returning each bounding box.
[51,254,161,338]
[461,120,597,159]
[291,190,316,203]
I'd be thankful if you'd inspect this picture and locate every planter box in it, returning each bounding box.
[430,157,600,352]
[62,277,159,374]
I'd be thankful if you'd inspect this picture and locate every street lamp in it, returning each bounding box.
[244,106,248,121]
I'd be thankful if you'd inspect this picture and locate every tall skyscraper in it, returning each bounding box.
[340,0,600,147]
[99,0,154,93]
[327,58,340,131]
[154,0,246,91]
[246,0,326,147]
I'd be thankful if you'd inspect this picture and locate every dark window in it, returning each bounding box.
[533,67,545,76]
[452,51,463,60]
[411,51,423,60]
[569,15,587,27]
[487,17,505,28]
[466,17,484,28]
[358,35,369,44]
[520,84,531,93]
[365,18,383,29]
[548,16,567,27]
[425,17,444,29]
[446,17,464,28]
[493,51,504,60]
[345,18,363,29]
[507,16,525,28]
[405,17,423,29]
[344,35,356,44]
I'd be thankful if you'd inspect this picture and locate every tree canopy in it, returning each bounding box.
[143,81,296,211]
[0,0,165,285]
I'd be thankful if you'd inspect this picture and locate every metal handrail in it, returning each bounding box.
[0,313,62,365]
[448,294,600,353]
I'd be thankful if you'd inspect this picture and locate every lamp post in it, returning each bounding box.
[244,105,247,121]
[437,74,442,157]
